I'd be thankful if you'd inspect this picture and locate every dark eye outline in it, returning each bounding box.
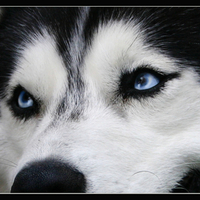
[7,85,40,120]
[118,66,179,100]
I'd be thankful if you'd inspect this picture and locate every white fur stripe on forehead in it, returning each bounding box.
[9,30,68,104]
[84,20,178,91]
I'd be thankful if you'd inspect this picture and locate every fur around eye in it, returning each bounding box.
[7,86,40,120]
[119,67,179,100]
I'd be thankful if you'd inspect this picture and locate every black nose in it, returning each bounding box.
[11,159,86,193]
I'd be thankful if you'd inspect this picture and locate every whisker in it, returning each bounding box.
[131,170,162,184]
[0,157,17,168]
[171,185,190,193]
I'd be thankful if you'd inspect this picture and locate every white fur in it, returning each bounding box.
[1,20,200,193]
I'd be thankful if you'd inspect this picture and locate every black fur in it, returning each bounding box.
[1,7,200,99]
[172,169,200,193]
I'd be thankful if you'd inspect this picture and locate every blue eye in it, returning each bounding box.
[8,86,40,120]
[18,90,34,108]
[119,67,179,100]
[134,72,160,90]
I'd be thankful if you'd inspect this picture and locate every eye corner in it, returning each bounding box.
[7,85,40,120]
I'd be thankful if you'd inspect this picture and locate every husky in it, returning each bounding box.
[1,7,200,193]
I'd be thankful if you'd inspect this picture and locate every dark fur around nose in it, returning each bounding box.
[11,159,86,193]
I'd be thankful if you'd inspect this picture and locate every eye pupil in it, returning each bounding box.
[18,90,34,108]
[137,76,146,86]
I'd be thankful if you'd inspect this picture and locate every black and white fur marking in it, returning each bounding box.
[0,7,200,193]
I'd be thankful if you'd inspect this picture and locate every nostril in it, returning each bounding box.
[11,159,86,193]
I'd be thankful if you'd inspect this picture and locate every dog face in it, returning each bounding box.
[1,7,200,193]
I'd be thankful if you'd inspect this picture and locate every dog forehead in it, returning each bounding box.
[9,31,68,103]
[83,20,178,96]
